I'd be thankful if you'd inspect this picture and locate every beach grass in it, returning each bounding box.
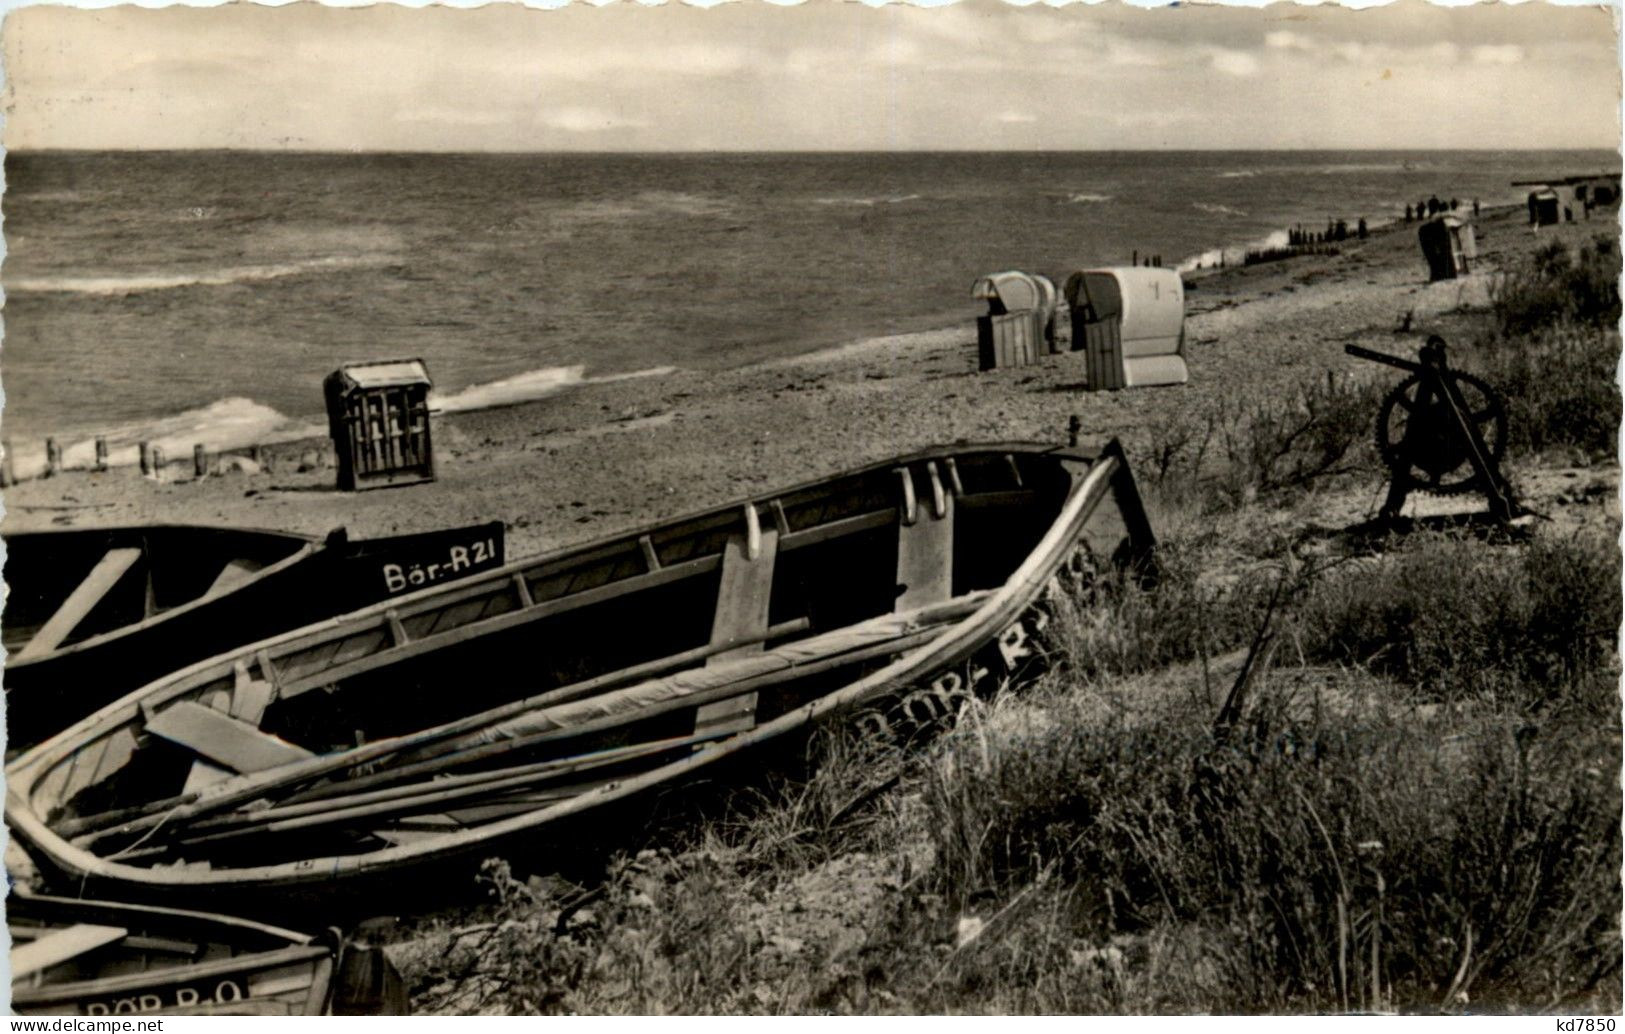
[393,230,1622,1015]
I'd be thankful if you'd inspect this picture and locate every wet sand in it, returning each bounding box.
[3,205,1599,557]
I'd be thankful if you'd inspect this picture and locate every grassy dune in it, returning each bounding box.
[394,234,1622,1015]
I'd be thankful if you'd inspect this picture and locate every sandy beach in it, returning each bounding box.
[2,204,1603,555]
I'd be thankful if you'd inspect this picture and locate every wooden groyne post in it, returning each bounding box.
[193,443,209,478]
[45,438,62,478]
[1,441,13,488]
[94,437,109,472]
[139,442,153,478]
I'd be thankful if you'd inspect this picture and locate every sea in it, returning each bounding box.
[1,149,1615,470]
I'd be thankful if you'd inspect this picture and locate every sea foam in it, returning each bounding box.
[6,256,394,297]
[430,364,676,414]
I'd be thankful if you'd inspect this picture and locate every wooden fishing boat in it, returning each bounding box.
[7,890,407,1015]
[4,520,504,747]
[5,440,1154,916]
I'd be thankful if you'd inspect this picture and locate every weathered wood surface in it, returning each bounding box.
[11,924,128,979]
[145,702,314,774]
[7,441,1156,913]
[15,548,143,662]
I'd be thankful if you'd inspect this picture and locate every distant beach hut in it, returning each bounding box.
[972,271,1059,371]
[1528,189,1561,227]
[324,358,436,491]
[1577,177,1620,209]
[1063,267,1188,390]
[1418,215,1477,282]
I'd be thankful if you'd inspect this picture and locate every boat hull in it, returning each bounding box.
[4,521,505,748]
[6,441,1153,917]
[8,891,411,1015]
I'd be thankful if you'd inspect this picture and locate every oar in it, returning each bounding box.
[59,593,987,844]
[135,619,946,854]
[55,614,814,841]
[111,732,719,848]
[97,619,944,857]
[278,622,944,807]
[117,770,622,861]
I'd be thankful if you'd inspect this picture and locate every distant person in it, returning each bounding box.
[1565,205,1574,223]
[1405,204,1414,223]
[1357,217,1368,239]
[1450,198,1459,211]
[1473,198,1480,217]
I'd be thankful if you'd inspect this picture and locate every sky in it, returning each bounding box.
[1,1,1619,152]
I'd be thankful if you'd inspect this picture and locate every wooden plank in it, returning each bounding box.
[229,659,277,725]
[896,466,954,611]
[279,552,724,700]
[205,557,264,597]
[11,924,127,979]
[694,526,779,739]
[147,702,313,774]
[229,680,277,725]
[183,761,236,794]
[122,934,203,955]
[15,548,142,661]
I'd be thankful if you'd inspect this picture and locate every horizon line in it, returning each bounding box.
[6,145,1621,157]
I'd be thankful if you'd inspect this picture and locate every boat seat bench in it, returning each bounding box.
[694,505,780,740]
[11,924,128,980]
[145,701,314,775]
[15,548,143,662]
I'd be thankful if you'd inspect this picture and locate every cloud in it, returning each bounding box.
[506,42,752,82]
[1264,30,1314,51]
[1471,44,1525,64]
[1102,38,1168,68]
[1425,42,1462,63]
[538,106,647,133]
[396,106,511,126]
[1209,48,1260,77]
[3,1,1616,152]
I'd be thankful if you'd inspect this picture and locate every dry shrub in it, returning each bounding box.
[920,691,1622,1013]
[1296,529,1620,713]
[1144,373,1385,512]
[1458,322,1621,460]
[1491,236,1621,338]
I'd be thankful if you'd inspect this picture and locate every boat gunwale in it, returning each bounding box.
[5,439,1124,894]
[11,941,332,1007]
[4,524,324,671]
[8,889,329,1006]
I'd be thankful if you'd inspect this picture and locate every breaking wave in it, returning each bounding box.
[430,364,676,414]
[1178,229,1291,274]
[6,255,395,297]
[1193,202,1248,218]
[4,364,679,478]
[6,398,324,480]
[811,194,923,207]
[1066,193,1113,204]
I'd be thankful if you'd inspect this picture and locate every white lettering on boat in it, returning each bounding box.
[382,536,499,594]
[83,979,246,1014]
